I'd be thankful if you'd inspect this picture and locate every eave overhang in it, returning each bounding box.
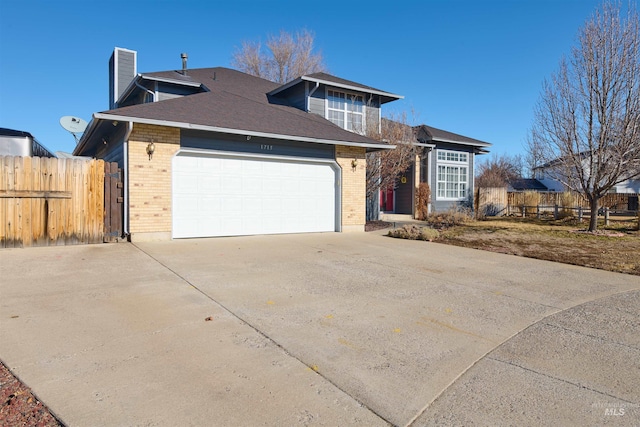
[73,112,396,156]
[269,76,404,104]
[116,74,208,107]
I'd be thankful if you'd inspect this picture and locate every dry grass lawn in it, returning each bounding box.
[435,216,640,276]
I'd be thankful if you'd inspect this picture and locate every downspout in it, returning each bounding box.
[307,82,319,112]
[123,121,133,238]
[427,147,433,213]
[135,80,155,103]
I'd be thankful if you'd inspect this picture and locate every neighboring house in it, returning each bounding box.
[74,47,402,241]
[0,128,55,158]
[534,160,640,193]
[507,178,548,192]
[379,125,491,216]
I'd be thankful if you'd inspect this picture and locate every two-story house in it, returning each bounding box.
[74,47,402,241]
[378,124,491,217]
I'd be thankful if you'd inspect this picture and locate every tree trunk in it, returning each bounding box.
[588,196,598,232]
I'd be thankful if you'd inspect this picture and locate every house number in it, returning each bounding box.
[260,144,273,151]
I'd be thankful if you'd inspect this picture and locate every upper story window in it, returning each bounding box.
[327,90,365,133]
[437,151,468,163]
[436,150,469,200]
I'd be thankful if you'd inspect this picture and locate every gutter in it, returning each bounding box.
[135,81,156,103]
[306,82,320,112]
[432,137,491,148]
[269,76,404,102]
[93,113,396,150]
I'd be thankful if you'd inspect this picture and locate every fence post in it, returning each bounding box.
[522,205,526,218]
[578,207,583,222]
[604,207,609,226]
[554,204,559,220]
[536,205,540,219]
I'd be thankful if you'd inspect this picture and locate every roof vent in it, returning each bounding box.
[181,53,188,75]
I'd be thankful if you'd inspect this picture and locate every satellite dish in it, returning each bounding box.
[60,116,88,144]
[60,116,88,133]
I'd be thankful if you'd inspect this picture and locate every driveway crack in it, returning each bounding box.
[132,243,394,426]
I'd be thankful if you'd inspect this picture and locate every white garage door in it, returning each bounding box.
[172,151,339,238]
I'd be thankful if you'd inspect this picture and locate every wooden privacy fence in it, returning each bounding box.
[476,187,639,218]
[0,156,122,248]
[475,187,508,216]
[103,161,123,243]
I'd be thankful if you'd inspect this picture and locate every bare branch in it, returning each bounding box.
[231,29,327,83]
[476,154,523,187]
[527,1,640,231]
[365,111,419,200]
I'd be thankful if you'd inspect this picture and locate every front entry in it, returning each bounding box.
[380,187,394,212]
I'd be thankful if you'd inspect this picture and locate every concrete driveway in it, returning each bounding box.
[1,231,639,426]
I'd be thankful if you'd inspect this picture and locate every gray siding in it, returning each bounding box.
[157,82,200,101]
[109,48,136,109]
[96,125,127,168]
[158,92,183,101]
[118,91,145,108]
[270,84,306,111]
[102,141,124,167]
[430,143,475,212]
[288,84,307,111]
[181,130,334,159]
[309,87,325,117]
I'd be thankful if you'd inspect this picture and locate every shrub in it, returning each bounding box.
[480,203,505,218]
[388,224,439,241]
[415,183,431,221]
[424,207,473,229]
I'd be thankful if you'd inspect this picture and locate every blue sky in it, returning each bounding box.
[0,0,608,156]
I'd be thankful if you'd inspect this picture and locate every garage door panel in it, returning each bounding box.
[200,196,221,212]
[173,153,337,238]
[200,175,222,193]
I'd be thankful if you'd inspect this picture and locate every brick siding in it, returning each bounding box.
[127,124,180,238]
[336,145,366,231]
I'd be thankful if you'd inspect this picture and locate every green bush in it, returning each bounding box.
[387,224,439,241]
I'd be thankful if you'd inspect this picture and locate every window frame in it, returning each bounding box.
[326,88,366,133]
[436,149,469,200]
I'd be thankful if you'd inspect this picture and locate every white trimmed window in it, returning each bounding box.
[436,150,468,199]
[327,89,364,133]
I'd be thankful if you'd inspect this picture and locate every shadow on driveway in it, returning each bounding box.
[1,232,638,426]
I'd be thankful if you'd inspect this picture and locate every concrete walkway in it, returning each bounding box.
[1,232,638,426]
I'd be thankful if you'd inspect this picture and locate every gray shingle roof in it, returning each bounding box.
[267,72,403,104]
[415,124,491,147]
[100,67,387,147]
[305,72,393,96]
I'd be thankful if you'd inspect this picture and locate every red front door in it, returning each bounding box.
[380,188,394,212]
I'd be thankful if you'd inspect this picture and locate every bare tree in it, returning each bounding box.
[528,1,640,231]
[231,29,327,83]
[524,133,545,178]
[476,153,524,188]
[365,112,419,219]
